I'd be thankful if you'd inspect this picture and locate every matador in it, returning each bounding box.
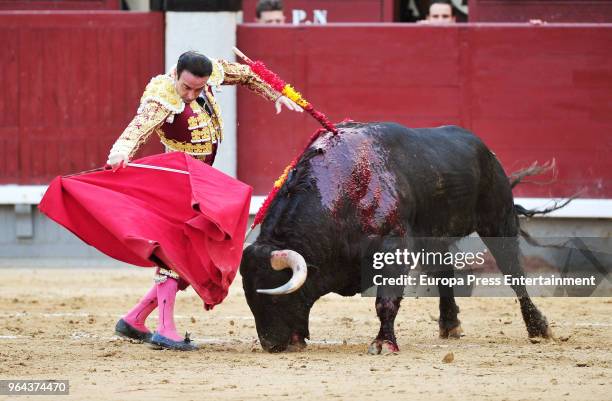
[107,50,302,351]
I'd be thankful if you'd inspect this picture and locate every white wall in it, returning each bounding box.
[125,0,149,11]
[165,12,240,177]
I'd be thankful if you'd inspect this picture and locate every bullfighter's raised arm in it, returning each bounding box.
[217,59,303,114]
[107,51,302,170]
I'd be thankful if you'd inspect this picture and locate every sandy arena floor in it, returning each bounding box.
[0,267,610,400]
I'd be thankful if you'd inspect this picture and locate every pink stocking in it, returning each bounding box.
[156,277,182,341]
[122,284,158,333]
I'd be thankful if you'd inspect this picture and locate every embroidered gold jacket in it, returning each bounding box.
[109,59,281,161]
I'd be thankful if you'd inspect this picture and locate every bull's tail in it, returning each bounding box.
[509,159,556,189]
[514,198,575,218]
[510,158,583,217]
[514,200,574,247]
[514,195,582,247]
[509,159,582,246]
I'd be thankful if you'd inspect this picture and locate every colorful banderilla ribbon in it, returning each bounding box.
[232,47,338,134]
[232,47,339,233]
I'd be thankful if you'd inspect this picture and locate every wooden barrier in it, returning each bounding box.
[236,24,612,198]
[0,11,164,184]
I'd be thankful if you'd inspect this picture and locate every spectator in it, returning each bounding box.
[422,0,456,24]
[255,0,286,24]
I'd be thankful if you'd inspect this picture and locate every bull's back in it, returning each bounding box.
[310,122,502,237]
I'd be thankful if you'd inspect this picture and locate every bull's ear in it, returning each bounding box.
[243,243,268,257]
[240,244,258,275]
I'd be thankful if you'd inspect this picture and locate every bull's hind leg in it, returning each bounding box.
[368,296,402,354]
[479,232,552,339]
[424,241,463,338]
[435,269,463,339]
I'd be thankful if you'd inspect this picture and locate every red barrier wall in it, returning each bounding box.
[236,24,612,198]
[0,0,119,10]
[243,0,396,23]
[470,0,612,23]
[0,12,164,184]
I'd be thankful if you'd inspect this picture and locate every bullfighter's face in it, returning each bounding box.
[241,245,311,352]
[175,70,208,104]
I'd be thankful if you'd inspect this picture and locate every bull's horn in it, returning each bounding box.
[256,250,308,295]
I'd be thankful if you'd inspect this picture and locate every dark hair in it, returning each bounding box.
[176,51,213,78]
[256,0,283,18]
[430,0,455,15]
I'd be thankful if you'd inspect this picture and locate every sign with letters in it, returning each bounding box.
[292,8,328,24]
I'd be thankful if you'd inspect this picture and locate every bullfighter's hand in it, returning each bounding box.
[107,151,129,172]
[275,96,303,114]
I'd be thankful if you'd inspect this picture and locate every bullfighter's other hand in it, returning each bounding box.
[107,151,129,172]
[275,96,303,114]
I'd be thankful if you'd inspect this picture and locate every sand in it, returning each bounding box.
[0,267,610,400]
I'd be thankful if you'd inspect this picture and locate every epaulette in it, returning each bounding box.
[207,59,225,87]
[139,74,185,114]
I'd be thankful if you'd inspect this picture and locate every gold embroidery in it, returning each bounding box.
[110,102,170,158]
[140,75,184,114]
[218,59,281,102]
[197,113,208,126]
[187,111,211,130]
[207,59,224,87]
[191,128,211,143]
[190,100,203,114]
[204,91,224,142]
[110,58,278,162]
[160,133,213,155]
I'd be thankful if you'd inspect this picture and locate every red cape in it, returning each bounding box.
[38,152,253,309]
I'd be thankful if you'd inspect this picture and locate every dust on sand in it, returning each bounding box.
[0,268,610,400]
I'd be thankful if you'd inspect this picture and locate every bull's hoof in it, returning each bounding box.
[528,323,553,339]
[368,340,399,355]
[439,325,464,339]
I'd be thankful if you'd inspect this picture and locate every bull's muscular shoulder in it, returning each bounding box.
[139,75,185,114]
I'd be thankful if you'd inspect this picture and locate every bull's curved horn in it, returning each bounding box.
[256,250,308,295]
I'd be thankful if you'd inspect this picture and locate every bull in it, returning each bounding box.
[240,122,553,353]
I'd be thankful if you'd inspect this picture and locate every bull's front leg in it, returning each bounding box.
[368,296,402,354]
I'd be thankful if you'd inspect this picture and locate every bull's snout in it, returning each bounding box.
[259,337,289,353]
[259,331,307,353]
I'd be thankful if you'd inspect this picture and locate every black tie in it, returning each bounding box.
[196,96,212,116]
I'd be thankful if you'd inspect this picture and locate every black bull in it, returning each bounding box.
[241,122,552,353]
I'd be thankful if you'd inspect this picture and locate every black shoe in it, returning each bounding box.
[115,318,153,343]
[150,332,198,351]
